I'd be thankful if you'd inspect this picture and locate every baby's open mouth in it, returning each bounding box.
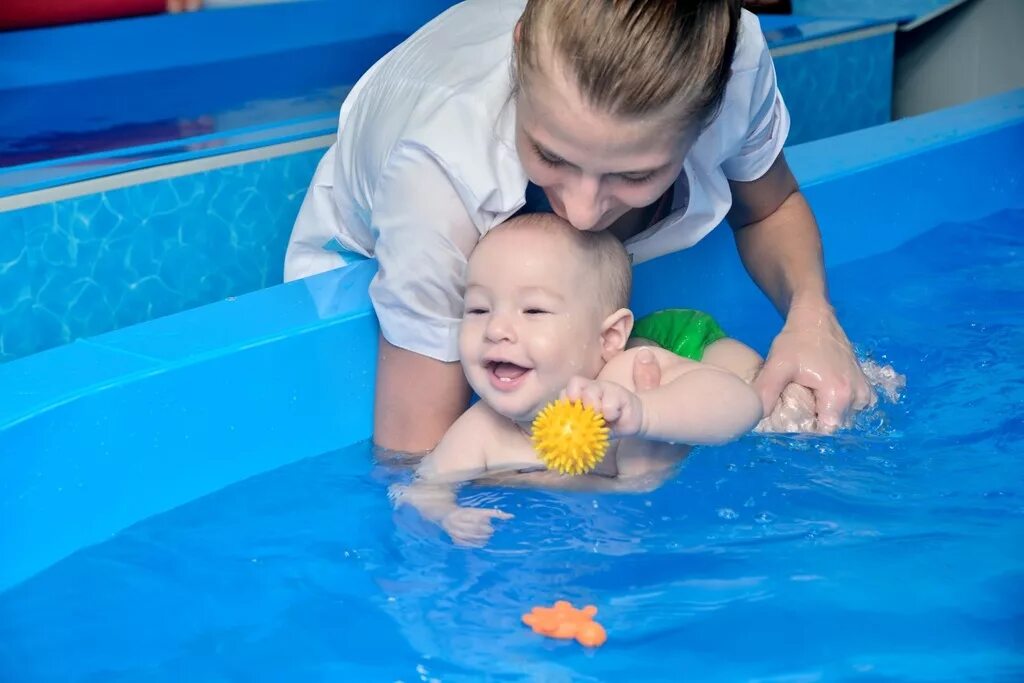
[487,361,530,384]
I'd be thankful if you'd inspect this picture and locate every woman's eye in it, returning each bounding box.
[533,143,565,168]
[617,171,657,185]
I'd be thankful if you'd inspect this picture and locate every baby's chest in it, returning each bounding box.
[483,435,546,474]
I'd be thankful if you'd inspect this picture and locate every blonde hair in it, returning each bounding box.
[514,0,741,126]
[491,213,633,312]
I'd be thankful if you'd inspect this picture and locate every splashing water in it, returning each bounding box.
[860,358,907,404]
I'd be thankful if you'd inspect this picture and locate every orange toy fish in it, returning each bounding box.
[522,600,607,648]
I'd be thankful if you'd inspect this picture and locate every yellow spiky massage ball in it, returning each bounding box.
[531,399,610,475]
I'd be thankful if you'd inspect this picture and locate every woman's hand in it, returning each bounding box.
[753,303,875,433]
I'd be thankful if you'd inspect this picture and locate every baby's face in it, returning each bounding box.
[460,228,607,423]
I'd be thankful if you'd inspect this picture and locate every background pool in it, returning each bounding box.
[0,150,323,363]
[0,4,898,363]
[1,208,1021,681]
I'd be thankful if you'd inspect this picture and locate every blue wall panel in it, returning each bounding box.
[777,32,895,144]
[792,0,960,23]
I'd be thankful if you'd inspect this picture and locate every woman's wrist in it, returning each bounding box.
[787,291,833,320]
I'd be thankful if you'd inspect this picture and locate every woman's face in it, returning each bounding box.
[514,57,694,232]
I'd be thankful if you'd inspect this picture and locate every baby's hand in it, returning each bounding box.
[441,507,513,547]
[562,377,644,437]
[756,382,818,433]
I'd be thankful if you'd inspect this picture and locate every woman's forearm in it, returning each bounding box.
[727,153,830,316]
[733,190,830,315]
[374,334,472,452]
[727,155,874,423]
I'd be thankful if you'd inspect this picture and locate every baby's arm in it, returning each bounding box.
[395,404,513,545]
[702,338,818,433]
[700,337,763,383]
[578,347,763,445]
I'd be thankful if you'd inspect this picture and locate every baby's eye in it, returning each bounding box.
[524,308,550,315]
[465,307,489,316]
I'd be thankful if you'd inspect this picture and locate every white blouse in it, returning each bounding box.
[285,0,790,362]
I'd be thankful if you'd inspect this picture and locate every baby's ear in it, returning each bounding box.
[600,308,634,362]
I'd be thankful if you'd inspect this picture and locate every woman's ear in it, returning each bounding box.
[600,308,635,362]
[514,19,522,45]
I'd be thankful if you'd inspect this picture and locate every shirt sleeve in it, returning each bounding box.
[720,28,791,183]
[368,143,482,363]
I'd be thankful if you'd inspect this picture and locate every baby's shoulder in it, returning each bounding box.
[427,402,537,479]
[460,401,519,442]
[469,403,543,471]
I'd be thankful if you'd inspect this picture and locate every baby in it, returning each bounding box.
[394,213,813,545]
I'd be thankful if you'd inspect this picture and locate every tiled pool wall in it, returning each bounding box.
[0,24,894,363]
[777,31,894,144]
[0,148,324,362]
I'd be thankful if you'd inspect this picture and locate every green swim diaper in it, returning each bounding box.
[630,309,726,362]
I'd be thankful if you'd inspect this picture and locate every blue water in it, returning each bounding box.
[2,209,1023,681]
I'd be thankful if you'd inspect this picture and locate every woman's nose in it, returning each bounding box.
[562,176,602,231]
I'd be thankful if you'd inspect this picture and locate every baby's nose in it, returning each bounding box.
[484,313,516,342]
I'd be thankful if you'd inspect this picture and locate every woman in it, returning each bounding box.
[285,0,874,452]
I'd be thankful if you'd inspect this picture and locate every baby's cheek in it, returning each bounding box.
[457,322,479,358]
[528,334,557,358]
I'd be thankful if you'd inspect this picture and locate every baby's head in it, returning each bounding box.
[460,212,633,423]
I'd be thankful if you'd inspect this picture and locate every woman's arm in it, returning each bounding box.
[366,147,481,452]
[375,335,471,452]
[727,153,824,314]
[728,153,874,431]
